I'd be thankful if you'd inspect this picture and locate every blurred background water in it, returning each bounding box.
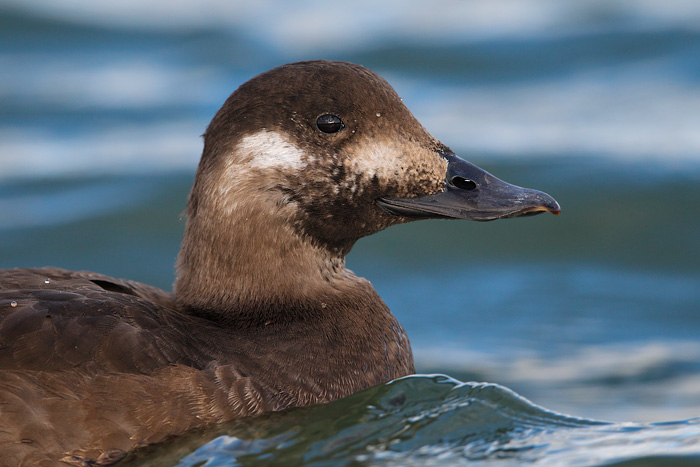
[1,0,700,465]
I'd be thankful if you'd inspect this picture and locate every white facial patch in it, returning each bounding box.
[236,130,307,171]
[346,140,401,180]
[345,137,448,198]
[216,129,308,216]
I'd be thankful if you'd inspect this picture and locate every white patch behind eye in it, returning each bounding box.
[237,130,307,171]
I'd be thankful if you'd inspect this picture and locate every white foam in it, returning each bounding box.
[5,0,700,46]
[0,55,214,109]
[417,340,700,422]
[400,72,700,163]
[3,1,700,180]
[0,122,201,180]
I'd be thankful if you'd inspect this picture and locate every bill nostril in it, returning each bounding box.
[451,176,477,191]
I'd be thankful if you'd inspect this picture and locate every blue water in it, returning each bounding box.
[124,376,700,466]
[1,1,700,465]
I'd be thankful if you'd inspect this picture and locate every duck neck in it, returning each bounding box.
[173,157,416,386]
[175,189,360,325]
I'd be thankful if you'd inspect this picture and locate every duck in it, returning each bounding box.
[0,60,560,466]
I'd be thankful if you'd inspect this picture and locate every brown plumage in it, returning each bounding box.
[0,60,559,465]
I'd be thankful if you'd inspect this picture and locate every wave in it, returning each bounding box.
[4,69,700,181]
[122,374,700,466]
[3,1,700,179]
[415,341,700,423]
[405,75,700,162]
[0,123,201,180]
[4,0,700,42]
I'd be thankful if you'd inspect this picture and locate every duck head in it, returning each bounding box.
[186,60,559,255]
[176,60,559,314]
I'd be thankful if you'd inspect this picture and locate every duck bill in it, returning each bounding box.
[376,152,561,221]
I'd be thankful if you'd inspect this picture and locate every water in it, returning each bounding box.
[1,1,700,465]
[121,376,700,466]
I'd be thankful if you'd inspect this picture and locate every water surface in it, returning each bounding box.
[1,1,699,465]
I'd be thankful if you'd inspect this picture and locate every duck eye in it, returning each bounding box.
[451,176,477,191]
[316,114,345,134]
